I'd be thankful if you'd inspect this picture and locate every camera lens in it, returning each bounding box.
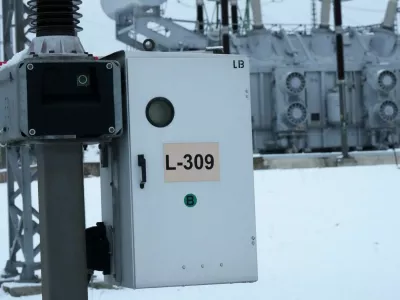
[77,74,89,86]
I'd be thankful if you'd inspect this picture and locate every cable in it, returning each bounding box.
[261,0,284,5]
[342,5,385,13]
[344,15,362,26]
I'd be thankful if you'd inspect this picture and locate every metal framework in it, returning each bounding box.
[311,0,317,28]
[1,0,39,282]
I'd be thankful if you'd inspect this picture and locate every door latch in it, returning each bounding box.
[138,154,147,189]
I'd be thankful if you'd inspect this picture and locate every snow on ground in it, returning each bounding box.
[0,165,399,299]
[84,145,100,163]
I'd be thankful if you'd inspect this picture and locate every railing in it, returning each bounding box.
[167,19,387,36]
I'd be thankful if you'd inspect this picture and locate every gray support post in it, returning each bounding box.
[36,143,87,300]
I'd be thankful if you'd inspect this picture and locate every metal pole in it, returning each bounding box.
[333,0,349,158]
[36,143,88,300]
[231,0,239,33]
[14,0,26,51]
[221,0,230,53]
[196,0,204,33]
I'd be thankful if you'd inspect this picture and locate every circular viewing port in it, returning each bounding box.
[145,97,175,128]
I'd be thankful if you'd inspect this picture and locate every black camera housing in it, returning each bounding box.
[24,60,122,139]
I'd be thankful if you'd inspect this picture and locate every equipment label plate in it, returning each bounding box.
[164,142,220,182]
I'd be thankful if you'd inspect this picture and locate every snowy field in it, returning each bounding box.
[0,164,399,299]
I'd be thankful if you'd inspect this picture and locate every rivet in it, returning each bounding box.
[220,263,223,267]
[182,265,186,269]
[201,264,204,268]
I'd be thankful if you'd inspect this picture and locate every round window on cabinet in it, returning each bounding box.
[145,97,175,128]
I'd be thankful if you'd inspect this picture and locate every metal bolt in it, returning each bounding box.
[220,263,223,267]
[106,63,113,69]
[27,64,34,70]
[108,127,115,134]
[28,129,36,136]
[182,265,186,269]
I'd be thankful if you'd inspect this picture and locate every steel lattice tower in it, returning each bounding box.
[1,0,40,282]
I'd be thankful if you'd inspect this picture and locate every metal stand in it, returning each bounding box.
[2,0,38,282]
[36,143,87,300]
[3,146,40,281]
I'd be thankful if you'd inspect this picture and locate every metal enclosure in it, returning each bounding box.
[100,51,257,289]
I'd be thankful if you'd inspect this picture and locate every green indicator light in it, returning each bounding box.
[184,194,197,208]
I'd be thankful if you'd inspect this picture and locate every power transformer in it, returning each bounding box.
[102,0,400,153]
[246,26,400,153]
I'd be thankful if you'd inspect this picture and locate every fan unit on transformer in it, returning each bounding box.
[375,100,399,122]
[369,70,397,93]
[281,72,306,94]
[284,102,308,126]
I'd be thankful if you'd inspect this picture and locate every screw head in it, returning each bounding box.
[27,64,34,70]
[106,63,113,69]
[108,127,115,134]
[28,129,36,136]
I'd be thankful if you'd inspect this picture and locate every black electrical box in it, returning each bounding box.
[25,61,121,138]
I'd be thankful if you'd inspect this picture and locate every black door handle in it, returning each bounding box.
[137,154,147,189]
